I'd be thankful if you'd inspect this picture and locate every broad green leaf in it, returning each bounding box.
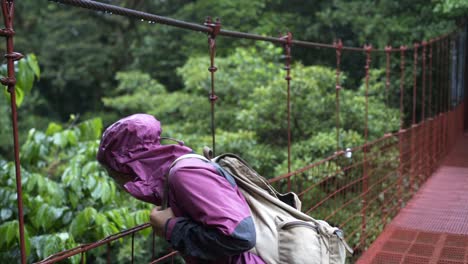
[0,222,8,247]
[77,118,103,141]
[68,192,79,210]
[52,132,67,147]
[100,181,111,203]
[134,210,150,225]
[36,175,46,193]
[17,59,34,94]
[62,211,73,225]
[83,207,97,221]
[45,122,63,136]
[69,207,96,237]
[101,222,119,237]
[36,203,51,230]
[82,162,98,178]
[15,84,24,106]
[0,208,12,220]
[105,210,125,229]
[5,220,18,246]
[51,207,66,221]
[91,180,103,200]
[3,84,24,107]
[86,174,97,190]
[26,53,41,79]
[65,130,78,146]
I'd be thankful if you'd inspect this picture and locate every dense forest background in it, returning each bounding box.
[0,0,467,262]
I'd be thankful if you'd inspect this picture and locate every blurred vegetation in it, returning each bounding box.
[0,0,466,262]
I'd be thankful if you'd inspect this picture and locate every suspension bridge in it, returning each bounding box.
[1,0,467,263]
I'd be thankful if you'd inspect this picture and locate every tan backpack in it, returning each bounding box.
[170,152,353,264]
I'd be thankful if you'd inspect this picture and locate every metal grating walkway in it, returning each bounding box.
[357,134,468,264]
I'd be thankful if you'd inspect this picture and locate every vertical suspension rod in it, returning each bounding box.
[429,40,434,173]
[205,17,221,156]
[334,39,343,152]
[422,41,427,121]
[422,41,428,179]
[413,43,419,124]
[398,46,407,209]
[399,46,407,129]
[361,44,372,248]
[281,32,293,186]
[429,41,433,118]
[385,45,392,106]
[447,34,455,111]
[438,39,442,116]
[0,1,26,263]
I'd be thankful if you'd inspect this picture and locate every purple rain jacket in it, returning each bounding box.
[97,114,265,264]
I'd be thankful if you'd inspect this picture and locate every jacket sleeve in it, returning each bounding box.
[164,159,256,260]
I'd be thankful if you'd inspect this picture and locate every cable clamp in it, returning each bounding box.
[0,28,14,37]
[204,17,221,39]
[209,93,218,102]
[4,51,23,61]
[1,77,16,86]
[334,39,343,51]
[280,32,293,47]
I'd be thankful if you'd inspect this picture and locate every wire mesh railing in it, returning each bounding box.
[1,0,466,263]
[271,102,464,258]
[32,103,465,263]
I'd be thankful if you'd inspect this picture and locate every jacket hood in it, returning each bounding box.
[97,114,192,205]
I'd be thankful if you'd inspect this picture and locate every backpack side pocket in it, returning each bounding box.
[276,216,323,264]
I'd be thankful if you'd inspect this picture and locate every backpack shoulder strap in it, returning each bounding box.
[162,154,209,209]
[171,153,209,167]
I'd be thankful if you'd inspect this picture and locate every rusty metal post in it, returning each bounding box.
[443,37,449,156]
[361,44,372,248]
[439,38,444,165]
[398,46,407,208]
[428,40,434,173]
[413,43,419,125]
[410,43,419,194]
[421,41,428,180]
[0,1,26,263]
[422,41,427,121]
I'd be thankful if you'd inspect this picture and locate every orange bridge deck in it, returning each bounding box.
[357,133,468,264]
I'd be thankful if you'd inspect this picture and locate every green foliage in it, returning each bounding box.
[434,0,468,17]
[0,53,43,162]
[12,0,459,123]
[0,118,157,262]
[0,54,40,107]
[315,0,456,48]
[1,1,461,261]
[237,64,339,143]
[104,44,399,177]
